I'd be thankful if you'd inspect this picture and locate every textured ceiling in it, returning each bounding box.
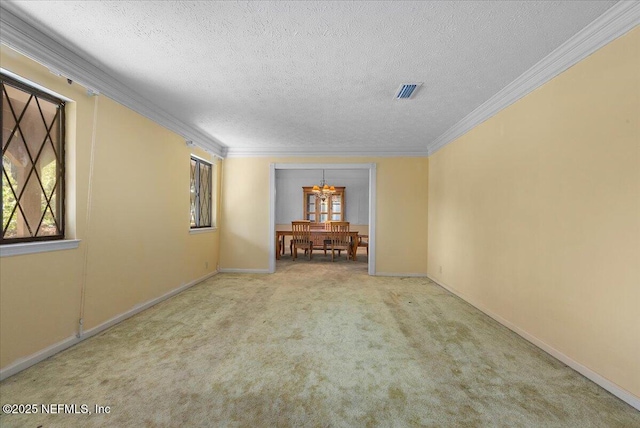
[2,1,618,156]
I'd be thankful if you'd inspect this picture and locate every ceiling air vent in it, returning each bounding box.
[396,83,422,100]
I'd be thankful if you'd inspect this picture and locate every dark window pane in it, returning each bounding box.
[189,156,213,228]
[1,74,64,243]
[2,156,18,238]
[38,208,59,236]
[199,162,211,227]
[189,159,197,227]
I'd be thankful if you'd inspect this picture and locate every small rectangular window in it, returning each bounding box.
[1,74,66,244]
[190,156,212,228]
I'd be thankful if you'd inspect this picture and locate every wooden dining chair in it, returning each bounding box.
[357,234,369,256]
[323,221,332,255]
[323,221,346,256]
[291,220,313,260]
[329,221,352,261]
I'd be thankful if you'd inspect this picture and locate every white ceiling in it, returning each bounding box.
[0,1,625,157]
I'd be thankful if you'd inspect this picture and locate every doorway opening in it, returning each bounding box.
[269,163,376,275]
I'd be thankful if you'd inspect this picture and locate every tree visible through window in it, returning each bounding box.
[1,74,65,244]
[190,156,212,228]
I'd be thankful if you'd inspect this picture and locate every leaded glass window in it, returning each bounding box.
[1,74,65,244]
[190,156,212,228]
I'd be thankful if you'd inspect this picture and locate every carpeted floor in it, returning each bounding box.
[0,255,638,427]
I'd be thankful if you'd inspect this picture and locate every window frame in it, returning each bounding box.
[302,186,345,224]
[1,73,66,245]
[189,155,213,229]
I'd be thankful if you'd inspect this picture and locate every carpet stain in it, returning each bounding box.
[388,386,407,404]
[0,258,638,427]
[288,329,305,341]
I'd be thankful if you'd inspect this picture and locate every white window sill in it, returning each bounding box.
[0,239,81,257]
[189,227,217,235]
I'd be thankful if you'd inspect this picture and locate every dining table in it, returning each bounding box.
[275,230,359,261]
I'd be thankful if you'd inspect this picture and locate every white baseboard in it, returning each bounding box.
[426,274,640,411]
[218,268,271,274]
[81,270,219,338]
[376,272,428,278]
[0,335,81,381]
[0,270,219,381]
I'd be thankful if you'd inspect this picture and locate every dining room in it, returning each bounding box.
[273,166,372,271]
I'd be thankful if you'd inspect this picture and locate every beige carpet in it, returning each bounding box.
[1,255,638,427]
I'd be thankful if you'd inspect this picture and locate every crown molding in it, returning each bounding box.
[0,5,226,157]
[273,162,376,170]
[2,2,635,160]
[427,1,640,156]
[225,146,429,158]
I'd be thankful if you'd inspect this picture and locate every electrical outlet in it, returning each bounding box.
[205,261,209,269]
[439,265,443,274]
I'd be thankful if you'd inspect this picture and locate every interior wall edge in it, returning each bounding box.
[0,334,79,382]
[426,275,640,411]
[218,269,271,274]
[375,272,428,278]
[425,1,640,156]
[0,7,225,156]
[0,270,218,378]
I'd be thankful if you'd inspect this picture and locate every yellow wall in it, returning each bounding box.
[3,22,636,403]
[0,46,220,369]
[221,157,428,275]
[427,28,639,397]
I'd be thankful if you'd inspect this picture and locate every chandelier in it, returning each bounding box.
[312,170,336,201]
